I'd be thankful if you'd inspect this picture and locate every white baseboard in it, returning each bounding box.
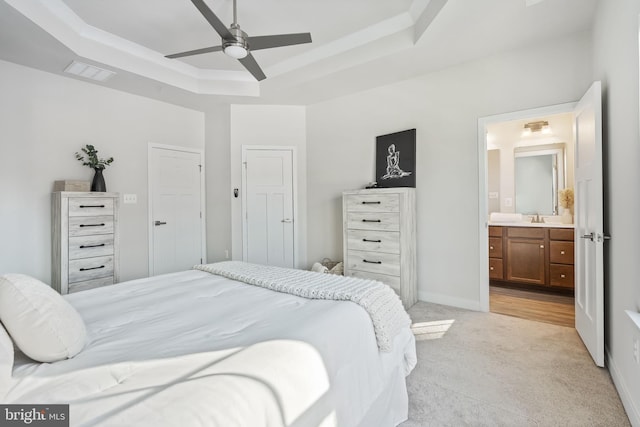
[606,347,639,427]
[418,291,481,311]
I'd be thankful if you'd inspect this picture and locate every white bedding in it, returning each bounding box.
[5,269,416,427]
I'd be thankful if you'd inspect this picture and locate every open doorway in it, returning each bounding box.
[478,105,576,327]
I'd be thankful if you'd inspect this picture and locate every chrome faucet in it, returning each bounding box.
[530,213,545,223]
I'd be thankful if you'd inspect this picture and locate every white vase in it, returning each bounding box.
[561,207,573,224]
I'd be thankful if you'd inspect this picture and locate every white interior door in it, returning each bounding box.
[150,146,204,276]
[242,148,294,268]
[574,81,605,367]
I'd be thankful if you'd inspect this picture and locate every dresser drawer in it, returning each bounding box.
[345,193,399,213]
[68,216,114,237]
[550,264,574,288]
[345,270,401,293]
[489,226,503,237]
[346,250,400,276]
[489,237,503,258]
[68,276,115,294]
[549,228,574,241]
[68,198,115,216]
[346,212,399,231]
[347,229,400,254]
[69,234,114,260]
[68,255,114,283]
[489,258,503,279]
[550,241,574,265]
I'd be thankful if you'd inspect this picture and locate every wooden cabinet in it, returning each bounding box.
[506,227,546,285]
[343,188,416,309]
[52,192,119,294]
[488,226,504,279]
[549,228,575,289]
[489,225,574,290]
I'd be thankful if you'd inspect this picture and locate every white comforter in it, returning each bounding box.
[6,270,416,427]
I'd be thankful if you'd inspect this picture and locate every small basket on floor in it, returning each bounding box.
[321,258,339,270]
[321,258,343,275]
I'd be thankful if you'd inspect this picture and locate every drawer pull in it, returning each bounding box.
[363,259,382,264]
[489,246,494,250]
[79,243,106,249]
[79,205,106,208]
[361,201,381,205]
[560,250,565,255]
[362,219,382,223]
[561,274,566,278]
[490,266,494,270]
[363,238,382,243]
[79,223,105,228]
[79,265,105,272]
[540,245,544,249]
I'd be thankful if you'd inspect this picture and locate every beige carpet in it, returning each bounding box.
[401,302,630,427]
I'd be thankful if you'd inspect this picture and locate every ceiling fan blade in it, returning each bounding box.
[248,33,312,51]
[165,45,223,59]
[238,53,266,81]
[190,0,233,40]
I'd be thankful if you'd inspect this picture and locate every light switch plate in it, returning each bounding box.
[123,194,137,204]
[504,198,513,207]
[489,192,499,199]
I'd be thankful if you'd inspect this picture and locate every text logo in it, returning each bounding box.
[0,405,69,426]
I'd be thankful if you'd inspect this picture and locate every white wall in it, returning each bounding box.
[307,31,592,309]
[0,60,205,283]
[229,105,307,268]
[592,0,640,424]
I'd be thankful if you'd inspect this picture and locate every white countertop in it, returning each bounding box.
[488,221,574,229]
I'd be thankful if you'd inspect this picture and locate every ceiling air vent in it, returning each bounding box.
[64,61,115,82]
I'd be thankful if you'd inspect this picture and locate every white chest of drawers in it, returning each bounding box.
[342,188,416,308]
[52,192,119,294]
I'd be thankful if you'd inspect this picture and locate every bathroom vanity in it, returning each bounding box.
[489,224,574,291]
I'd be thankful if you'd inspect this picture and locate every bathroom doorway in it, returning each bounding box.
[478,104,576,328]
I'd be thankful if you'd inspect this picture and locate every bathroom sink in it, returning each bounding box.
[541,215,564,224]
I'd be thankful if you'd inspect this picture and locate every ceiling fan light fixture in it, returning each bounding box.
[223,24,249,59]
[223,44,248,59]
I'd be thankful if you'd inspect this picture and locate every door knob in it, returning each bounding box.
[581,232,594,241]
[281,218,293,223]
[155,221,167,226]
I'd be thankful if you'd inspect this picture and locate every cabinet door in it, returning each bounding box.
[489,258,503,279]
[489,237,503,258]
[506,238,545,284]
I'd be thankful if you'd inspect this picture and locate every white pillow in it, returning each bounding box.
[0,274,86,363]
[0,323,13,398]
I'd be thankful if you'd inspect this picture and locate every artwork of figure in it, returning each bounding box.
[382,144,412,180]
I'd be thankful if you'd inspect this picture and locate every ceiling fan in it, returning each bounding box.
[166,0,312,81]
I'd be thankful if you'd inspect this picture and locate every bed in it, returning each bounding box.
[1,262,416,427]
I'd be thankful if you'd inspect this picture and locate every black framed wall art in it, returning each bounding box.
[375,128,416,188]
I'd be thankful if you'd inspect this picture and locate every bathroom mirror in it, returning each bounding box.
[514,143,566,215]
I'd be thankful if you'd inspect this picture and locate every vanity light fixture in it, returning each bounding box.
[522,120,551,136]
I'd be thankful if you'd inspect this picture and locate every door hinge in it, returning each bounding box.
[200,258,203,264]
[200,212,202,219]
[198,164,202,172]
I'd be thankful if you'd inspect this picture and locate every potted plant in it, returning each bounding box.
[75,144,114,192]
[558,188,574,224]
